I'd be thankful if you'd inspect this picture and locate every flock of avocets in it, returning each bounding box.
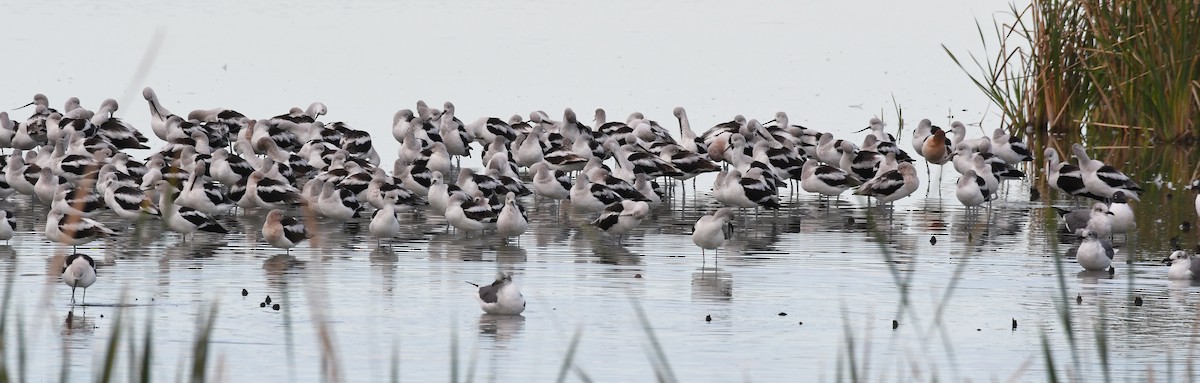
[0,88,1197,314]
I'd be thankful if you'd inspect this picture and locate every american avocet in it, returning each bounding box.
[801,159,860,198]
[316,181,361,220]
[955,170,989,208]
[263,209,310,254]
[990,128,1033,164]
[949,121,988,152]
[91,99,149,150]
[592,200,650,241]
[153,180,229,240]
[427,171,452,215]
[368,196,401,245]
[142,87,178,140]
[692,208,734,262]
[815,133,845,165]
[1044,147,1098,202]
[469,271,526,315]
[1071,144,1143,201]
[587,167,648,202]
[530,162,570,201]
[0,112,15,150]
[515,128,545,168]
[855,162,919,206]
[176,162,234,216]
[1107,192,1135,236]
[1076,229,1114,271]
[246,171,305,210]
[570,175,622,213]
[0,210,13,244]
[34,168,61,205]
[1192,180,1200,219]
[721,168,780,210]
[45,210,116,253]
[445,193,497,234]
[673,107,708,155]
[51,186,105,217]
[911,119,933,156]
[633,174,661,205]
[854,117,890,143]
[62,253,96,305]
[101,175,159,219]
[1054,203,1114,237]
[209,148,254,186]
[496,192,529,242]
[1165,250,1198,280]
[970,154,999,200]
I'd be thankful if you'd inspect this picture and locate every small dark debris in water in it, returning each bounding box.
[705,315,712,322]
[929,235,937,245]
[260,302,266,308]
[1108,266,1116,275]
[1012,318,1017,330]
[1167,193,1174,200]
[241,289,248,296]
[1076,294,1083,304]
[778,312,787,316]
[968,232,973,241]
[1135,297,1143,306]
[798,321,803,325]
[892,320,898,329]
[977,328,981,331]
[100,314,104,318]
[634,274,643,278]
[1171,237,1182,250]
[1182,222,1192,232]
[264,296,272,304]
[1029,186,1040,201]
[272,304,281,311]
[846,217,854,225]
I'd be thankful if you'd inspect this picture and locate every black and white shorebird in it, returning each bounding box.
[262,209,310,254]
[955,170,990,208]
[1044,147,1100,202]
[496,192,528,243]
[368,195,401,245]
[692,208,734,263]
[153,180,229,241]
[855,162,919,206]
[44,210,116,253]
[800,159,861,199]
[62,253,97,305]
[467,271,526,315]
[592,200,650,242]
[0,210,13,244]
[1071,143,1143,202]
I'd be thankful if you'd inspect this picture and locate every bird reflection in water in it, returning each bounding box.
[62,309,96,336]
[478,313,525,342]
[692,267,733,301]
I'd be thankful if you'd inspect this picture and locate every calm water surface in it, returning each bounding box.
[3,0,1200,381]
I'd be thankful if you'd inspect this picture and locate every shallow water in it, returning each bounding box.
[4,0,1200,381]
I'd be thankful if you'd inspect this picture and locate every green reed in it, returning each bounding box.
[945,0,1200,170]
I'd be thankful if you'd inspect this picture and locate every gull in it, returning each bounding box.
[0,210,13,244]
[1053,203,1114,237]
[1107,192,1135,236]
[467,272,526,315]
[1075,229,1114,271]
[1164,250,1199,280]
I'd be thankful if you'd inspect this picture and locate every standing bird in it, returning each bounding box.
[954,170,989,208]
[62,253,97,305]
[1054,203,1114,238]
[1044,147,1099,202]
[368,196,401,246]
[1071,144,1142,201]
[496,193,529,243]
[0,210,13,244]
[1107,192,1135,236]
[468,271,526,315]
[692,208,734,263]
[45,210,116,253]
[855,163,919,206]
[592,200,650,242]
[262,209,310,254]
[1075,229,1114,271]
